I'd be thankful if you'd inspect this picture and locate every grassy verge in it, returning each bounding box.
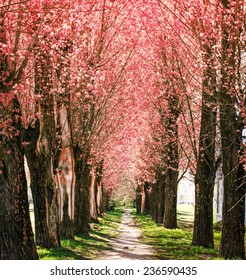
[38,207,123,260]
[133,205,223,260]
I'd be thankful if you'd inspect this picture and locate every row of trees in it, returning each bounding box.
[0,0,139,259]
[0,0,245,260]
[134,0,245,260]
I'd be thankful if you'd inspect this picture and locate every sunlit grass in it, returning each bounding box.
[133,205,223,260]
[177,204,194,228]
[38,207,123,260]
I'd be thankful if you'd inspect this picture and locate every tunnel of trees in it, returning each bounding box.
[0,0,245,260]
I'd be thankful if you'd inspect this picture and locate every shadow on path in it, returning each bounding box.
[99,208,156,260]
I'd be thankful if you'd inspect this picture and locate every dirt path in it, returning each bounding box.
[100,208,156,260]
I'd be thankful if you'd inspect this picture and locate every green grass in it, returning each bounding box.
[133,205,223,260]
[176,204,194,228]
[38,207,123,260]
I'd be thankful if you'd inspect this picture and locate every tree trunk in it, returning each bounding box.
[157,174,165,224]
[136,185,143,214]
[74,146,91,234]
[96,183,103,216]
[102,187,111,212]
[55,105,75,239]
[55,41,75,239]
[193,107,216,247]
[164,169,178,228]
[0,15,37,259]
[141,185,146,213]
[219,0,245,259]
[154,183,160,223]
[192,50,217,248]
[151,183,158,221]
[219,100,245,259]
[144,182,151,214]
[95,161,104,216]
[25,118,60,248]
[24,48,60,248]
[0,98,38,259]
[163,96,179,229]
[89,165,99,223]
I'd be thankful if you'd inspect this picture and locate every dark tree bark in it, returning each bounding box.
[163,95,179,229]
[151,173,165,224]
[163,150,178,228]
[25,115,60,248]
[0,18,38,259]
[156,175,165,224]
[0,98,38,259]
[150,183,158,221]
[144,182,151,215]
[219,0,245,259]
[136,185,143,214]
[74,146,91,234]
[102,187,111,212]
[219,92,245,259]
[219,96,245,259]
[192,47,217,248]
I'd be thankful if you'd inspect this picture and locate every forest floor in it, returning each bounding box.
[99,208,156,260]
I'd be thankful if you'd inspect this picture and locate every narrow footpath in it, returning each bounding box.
[100,208,156,260]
